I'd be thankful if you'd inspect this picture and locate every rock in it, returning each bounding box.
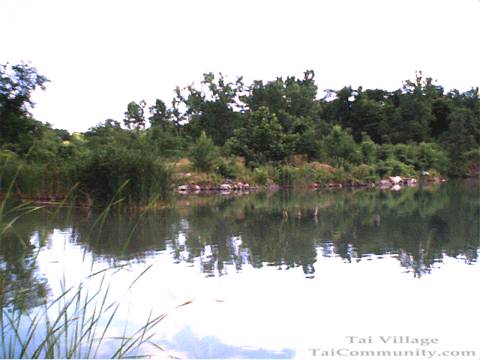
[234,182,244,190]
[391,184,402,191]
[220,184,232,191]
[379,179,390,187]
[189,184,201,191]
[421,170,430,176]
[404,178,417,186]
[177,185,188,192]
[389,176,403,185]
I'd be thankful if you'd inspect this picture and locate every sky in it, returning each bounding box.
[2,0,479,132]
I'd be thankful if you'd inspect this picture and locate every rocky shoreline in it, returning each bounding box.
[176,175,447,194]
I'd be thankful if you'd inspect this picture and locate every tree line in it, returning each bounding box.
[1,63,479,204]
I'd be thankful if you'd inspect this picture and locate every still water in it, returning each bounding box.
[1,180,479,358]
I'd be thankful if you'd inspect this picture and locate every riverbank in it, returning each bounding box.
[172,158,448,195]
[1,161,450,209]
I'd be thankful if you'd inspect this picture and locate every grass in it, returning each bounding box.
[0,268,175,359]
[0,177,186,358]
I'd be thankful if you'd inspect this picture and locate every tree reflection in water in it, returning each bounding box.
[1,180,478,309]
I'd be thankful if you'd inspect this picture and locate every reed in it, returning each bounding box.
[0,182,181,358]
[0,269,169,358]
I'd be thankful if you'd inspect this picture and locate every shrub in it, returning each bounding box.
[323,125,361,166]
[215,158,239,179]
[416,142,448,173]
[376,159,415,177]
[360,135,378,164]
[314,168,334,184]
[378,144,394,161]
[189,131,219,172]
[393,143,416,166]
[274,165,299,187]
[330,166,349,183]
[252,167,269,186]
[351,164,378,182]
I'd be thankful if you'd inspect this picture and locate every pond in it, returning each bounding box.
[1,180,479,359]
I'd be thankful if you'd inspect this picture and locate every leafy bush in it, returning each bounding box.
[274,165,299,187]
[360,135,378,164]
[189,131,219,172]
[415,142,448,173]
[351,164,378,182]
[376,159,415,177]
[215,159,239,179]
[393,143,416,166]
[252,167,269,186]
[377,144,394,161]
[314,168,334,184]
[323,125,361,166]
[330,166,349,183]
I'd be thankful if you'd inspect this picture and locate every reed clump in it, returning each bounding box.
[0,270,169,359]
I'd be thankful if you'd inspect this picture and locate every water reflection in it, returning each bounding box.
[0,229,49,310]
[0,180,478,309]
[162,326,295,359]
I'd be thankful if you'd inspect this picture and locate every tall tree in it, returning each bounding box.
[0,63,48,148]
[174,73,244,145]
[228,106,292,166]
[123,100,146,130]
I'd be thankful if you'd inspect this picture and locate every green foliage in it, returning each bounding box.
[313,168,334,184]
[392,144,414,166]
[228,107,291,166]
[463,147,480,177]
[351,164,378,182]
[441,108,479,175]
[360,134,378,164]
[123,100,146,130]
[0,63,49,149]
[322,125,360,166]
[416,142,448,173]
[274,165,299,187]
[189,131,219,172]
[77,147,170,205]
[377,158,416,177]
[174,73,244,146]
[2,64,480,203]
[147,126,186,159]
[252,167,269,186]
[215,158,241,179]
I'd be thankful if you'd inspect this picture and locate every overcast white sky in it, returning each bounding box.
[2,0,479,132]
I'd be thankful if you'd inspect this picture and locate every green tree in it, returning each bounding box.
[322,125,360,166]
[123,100,146,130]
[441,108,479,175]
[416,142,448,173]
[0,63,49,150]
[148,99,172,130]
[174,73,244,145]
[228,106,291,166]
[245,71,320,135]
[189,131,219,172]
[360,133,378,164]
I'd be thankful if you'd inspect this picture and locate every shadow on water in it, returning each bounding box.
[0,180,479,309]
